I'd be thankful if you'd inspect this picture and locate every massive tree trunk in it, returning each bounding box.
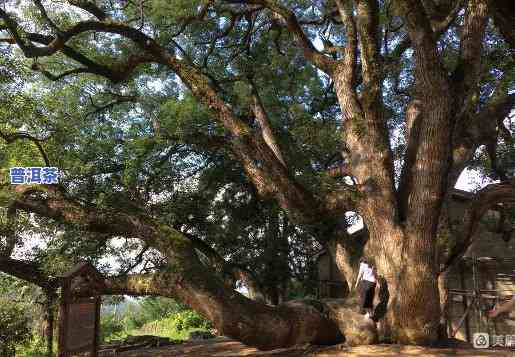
[327,0,445,343]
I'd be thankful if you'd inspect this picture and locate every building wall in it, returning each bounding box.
[447,226,515,341]
[316,252,347,298]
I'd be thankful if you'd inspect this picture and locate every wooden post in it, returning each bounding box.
[459,261,471,342]
[43,289,56,357]
[472,257,482,333]
[438,270,449,338]
[57,262,104,357]
[94,296,101,357]
[58,280,70,357]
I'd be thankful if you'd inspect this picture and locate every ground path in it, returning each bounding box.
[114,337,513,356]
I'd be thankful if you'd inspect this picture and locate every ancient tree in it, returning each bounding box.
[0,0,514,349]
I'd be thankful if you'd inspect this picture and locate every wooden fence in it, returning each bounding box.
[446,257,515,341]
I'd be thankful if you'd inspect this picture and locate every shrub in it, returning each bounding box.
[137,310,212,339]
[0,301,31,355]
[15,337,49,357]
[170,310,212,331]
[100,314,126,343]
[139,297,188,321]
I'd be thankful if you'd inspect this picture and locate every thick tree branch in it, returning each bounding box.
[388,0,464,61]
[490,0,515,55]
[0,18,156,83]
[394,0,449,87]
[332,1,398,226]
[395,0,452,233]
[224,0,335,72]
[9,186,156,239]
[450,93,515,187]
[249,80,286,167]
[21,32,138,82]
[398,99,423,220]
[0,130,51,166]
[451,0,489,121]
[0,257,57,290]
[68,0,109,21]
[474,94,515,142]
[355,0,382,99]
[335,0,358,89]
[161,55,332,226]
[7,186,342,349]
[7,186,259,302]
[182,231,266,301]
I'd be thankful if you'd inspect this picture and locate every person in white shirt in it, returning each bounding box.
[354,258,377,318]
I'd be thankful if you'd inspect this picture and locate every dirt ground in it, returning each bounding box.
[114,337,514,357]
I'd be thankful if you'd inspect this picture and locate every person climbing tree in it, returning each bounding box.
[354,258,377,318]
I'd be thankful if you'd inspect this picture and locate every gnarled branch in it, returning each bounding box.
[490,0,515,57]
[450,93,515,187]
[68,0,109,21]
[388,0,464,62]
[0,257,57,290]
[441,183,515,272]
[224,0,335,72]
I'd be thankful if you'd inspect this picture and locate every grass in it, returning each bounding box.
[131,326,209,341]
